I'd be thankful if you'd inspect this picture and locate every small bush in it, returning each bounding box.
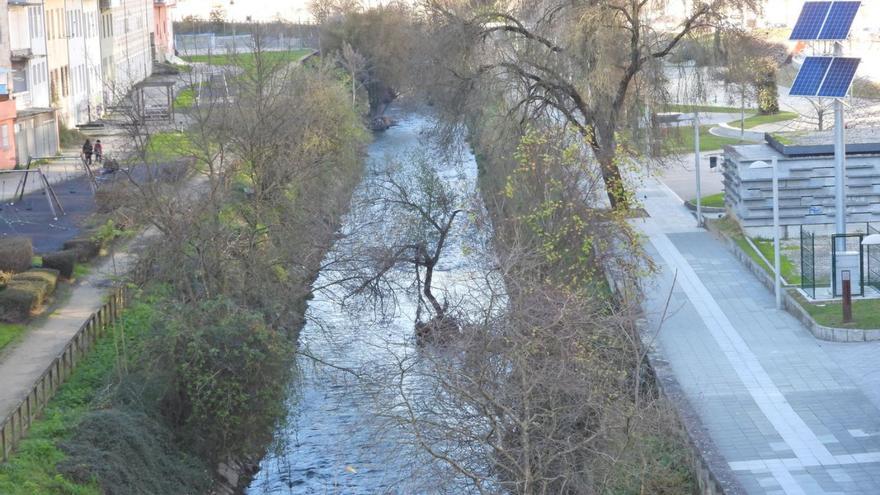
[0,237,34,273]
[42,250,77,278]
[0,280,49,322]
[14,268,60,293]
[63,238,101,261]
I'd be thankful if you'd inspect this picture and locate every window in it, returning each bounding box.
[12,69,28,94]
[0,125,8,150]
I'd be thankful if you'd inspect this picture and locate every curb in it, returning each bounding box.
[684,200,725,214]
[705,220,880,342]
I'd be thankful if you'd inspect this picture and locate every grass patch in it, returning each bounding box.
[181,49,312,69]
[727,111,798,130]
[0,322,26,351]
[797,294,880,329]
[73,263,90,280]
[664,103,757,114]
[752,238,800,285]
[173,88,196,110]
[666,125,744,153]
[691,192,724,208]
[0,298,157,495]
[146,131,193,161]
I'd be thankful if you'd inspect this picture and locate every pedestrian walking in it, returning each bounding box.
[82,139,93,165]
[94,140,103,164]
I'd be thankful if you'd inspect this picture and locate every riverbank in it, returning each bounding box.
[0,60,368,494]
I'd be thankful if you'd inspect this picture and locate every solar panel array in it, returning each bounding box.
[821,57,860,96]
[791,2,831,39]
[790,57,833,96]
[789,56,860,97]
[789,1,860,40]
[820,2,860,39]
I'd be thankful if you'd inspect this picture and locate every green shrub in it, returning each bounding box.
[42,250,77,278]
[13,268,60,293]
[0,279,50,322]
[0,237,34,273]
[154,298,291,461]
[58,409,212,495]
[63,238,101,262]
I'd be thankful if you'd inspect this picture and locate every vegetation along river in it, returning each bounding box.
[247,110,498,494]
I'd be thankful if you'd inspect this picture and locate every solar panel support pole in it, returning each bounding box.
[694,113,702,227]
[834,42,846,244]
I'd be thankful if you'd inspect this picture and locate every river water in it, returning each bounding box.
[246,110,495,494]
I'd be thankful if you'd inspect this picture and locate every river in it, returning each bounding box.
[246,110,496,494]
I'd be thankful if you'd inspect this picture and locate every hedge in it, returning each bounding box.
[0,237,34,273]
[63,237,101,262]
[42,250,77,279]
[0,279,52,322]
[13,268,61,293]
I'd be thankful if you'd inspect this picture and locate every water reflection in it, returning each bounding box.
[247,111,494,494]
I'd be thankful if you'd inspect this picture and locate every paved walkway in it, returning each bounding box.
[0,233,151,423]
[637,179,880,494]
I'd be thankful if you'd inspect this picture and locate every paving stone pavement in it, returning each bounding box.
[637,178,880,494]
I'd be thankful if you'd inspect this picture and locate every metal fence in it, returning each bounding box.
[174,34,312,56]
[800,226,816,299]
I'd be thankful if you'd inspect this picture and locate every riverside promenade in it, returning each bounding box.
[637,179,880,494]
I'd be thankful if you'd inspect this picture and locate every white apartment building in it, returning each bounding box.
[9,0,51,110]
[100,0,153,103]
[8,0,58,162]
[65,0,102,124]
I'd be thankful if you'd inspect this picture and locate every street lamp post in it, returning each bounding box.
[694,113,702,227]
[750,157,781,309]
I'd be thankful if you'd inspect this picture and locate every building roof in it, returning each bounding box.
[725,143,786,163]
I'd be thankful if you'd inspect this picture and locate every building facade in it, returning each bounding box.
[9,0,58,165]
[151,0,175,63]
[723,131,880,238]
[0,0,16,169]
[101,0,153,102]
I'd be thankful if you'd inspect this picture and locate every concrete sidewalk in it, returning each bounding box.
[637,179,880,494]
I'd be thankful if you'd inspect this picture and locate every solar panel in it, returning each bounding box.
[790,57,833,96]
[818,1,860,39]
[790,1,832,40]
[818,57,860,97]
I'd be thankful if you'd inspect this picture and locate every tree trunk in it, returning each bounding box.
[422,261,444,317]
[591,125,629,210]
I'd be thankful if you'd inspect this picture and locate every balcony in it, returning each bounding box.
[100,0,119,9]
[8,0,42,7]
[10,49,33,63]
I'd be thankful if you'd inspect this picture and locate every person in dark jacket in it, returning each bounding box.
[82,139,93,165]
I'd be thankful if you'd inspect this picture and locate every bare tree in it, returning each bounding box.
[339,42,367,107]
[346,154,465,334]
[417,0,757,208]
